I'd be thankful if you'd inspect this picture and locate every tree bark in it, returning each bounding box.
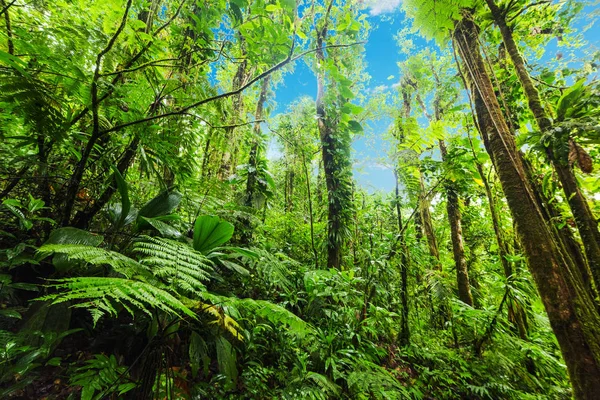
[72,137,140,229]
[1,0,14,55]
[418,170,441,267]
[439,140,473,306]
[244,76,270,209]
[454,13,600,399]
[303,152,319,269]
[394,169,410,346]
[316,5,346,269]
[467,132,529,338]
[241,76,270,244]
[219,46,248,180]
[485,0,600,294]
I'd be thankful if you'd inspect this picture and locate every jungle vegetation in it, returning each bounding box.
[1,0,599,398]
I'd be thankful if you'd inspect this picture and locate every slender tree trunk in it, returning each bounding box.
[1,0,14,55]
[467,132,529,338]
[303,152,319,269]
[394,169,410,346]
[0,165,30,201]
[418,170,441,267]
[485,0,600,292]
[244,76,270,208]
[219,55,248,180]
[241,76,270,244]
[454,13,600,399]
[61,0,133,226]
[417,78,473,304]
[439,140,473,306]
[316,14,344,269]
[72,137,140,229]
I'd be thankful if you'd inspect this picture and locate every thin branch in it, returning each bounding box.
[69,0,187,127]
[0,0,17,17]
[185,114,265,129]
[100,58,180,76]
[507,0,551,23]
[102,42,363,135]
[386,175,447,260]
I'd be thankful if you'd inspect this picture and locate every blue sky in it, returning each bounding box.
[270,8,412,193]
[268,1,600,193]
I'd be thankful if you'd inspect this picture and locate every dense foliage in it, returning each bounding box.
[0,0,599,399]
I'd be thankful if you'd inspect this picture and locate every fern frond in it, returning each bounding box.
[202,294,314,338]
[346,359,411,400]
[38,244,149,279]
[248,248,297,294]
[187,299,243,341]
[134,236,213,295]
[40,277,197,326]
[305,371,341,397]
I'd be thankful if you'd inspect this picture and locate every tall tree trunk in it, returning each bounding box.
[418,170,441,267]
[454,13,600,399]
[415,78,473,303]
[244,76,270,208]
[485,0,600,293]
[316,11,345,269]
[467,132,529,338]
[303,152,318,269]
[219,53,248,180]
[241,76,270,244]
[1,0,14,55]
[394,169,410,346]
[439,140,473,306]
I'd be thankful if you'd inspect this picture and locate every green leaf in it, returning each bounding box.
[556,79,586,121]
[193,215,235,253]
[0,309,22,319]
[189,331,209,378]
[137,216,182,239]
[348,120,363,133]
[216,336,238,388]
[0,50,30,77]
[46,228,104,246]
[138,190,182,218]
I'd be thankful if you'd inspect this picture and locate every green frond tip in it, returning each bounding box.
[40,277,197,326]
[202,293,314,338]
[37,244,149,278]
[135,236,214,294]
[187,300,244,341]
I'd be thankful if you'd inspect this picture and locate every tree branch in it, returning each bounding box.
[102,42,364,135]
[507,0,550,23]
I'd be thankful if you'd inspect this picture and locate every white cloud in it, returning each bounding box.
[366,0,402,16]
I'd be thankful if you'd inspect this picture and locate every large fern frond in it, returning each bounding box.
[40,277,197,326]
[202,293,314,338]
[38,244,150,279]
[186,299,244,341]
[134,236,213,295]
[247,248,297,294]
[346,359,412,400]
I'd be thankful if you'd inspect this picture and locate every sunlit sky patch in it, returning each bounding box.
[269,2,599,193]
